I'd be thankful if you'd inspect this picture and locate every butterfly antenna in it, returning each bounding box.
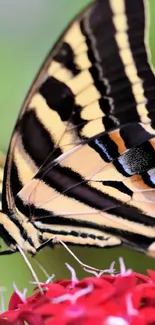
[16,245,43,295]
[33,256,50,279]
[36,237,104,272]
[55,237,104,272]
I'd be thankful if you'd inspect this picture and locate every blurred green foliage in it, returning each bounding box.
[0,0,155,307]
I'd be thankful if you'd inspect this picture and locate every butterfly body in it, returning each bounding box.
[1,0,155,256]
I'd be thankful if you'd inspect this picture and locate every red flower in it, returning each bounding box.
[0,258,155,325]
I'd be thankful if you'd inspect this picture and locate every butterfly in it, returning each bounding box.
[0,0,155,257]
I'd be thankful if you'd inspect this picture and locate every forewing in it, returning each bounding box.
[4,0,155,253]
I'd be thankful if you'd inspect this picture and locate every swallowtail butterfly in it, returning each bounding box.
[1,0,155,257]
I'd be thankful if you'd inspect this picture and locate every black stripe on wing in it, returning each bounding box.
[125,0,155,125]
[80,0,140,126]
[54,42,80,76]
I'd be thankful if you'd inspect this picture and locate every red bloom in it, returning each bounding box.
[1,259,155,325]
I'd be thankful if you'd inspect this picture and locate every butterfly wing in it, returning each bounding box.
[0,153,5,210]
[3,0,155,254]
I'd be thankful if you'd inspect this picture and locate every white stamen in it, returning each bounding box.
[126,294,138,316]
[29,281,45,285]
[13,283,27,303]
[0,294,5,314]
[65,263,78,283]
[119,257,132,276]
[119,257,126,273]
[52,284,93,304]
[105,316,128,325]
[46,274,55,284]
[0,287,6,313]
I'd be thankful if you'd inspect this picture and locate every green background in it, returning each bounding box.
[0,0,155,307]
